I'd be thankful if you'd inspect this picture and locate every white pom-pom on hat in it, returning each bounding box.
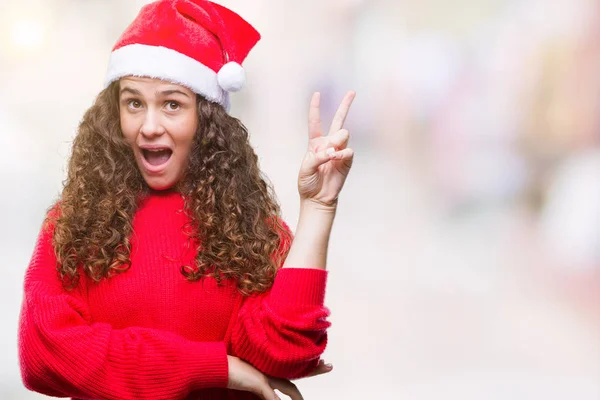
[217,62,246,92]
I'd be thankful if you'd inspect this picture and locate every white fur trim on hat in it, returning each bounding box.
[104,44,231,110]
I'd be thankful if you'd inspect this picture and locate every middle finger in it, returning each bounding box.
[328,91,355,135]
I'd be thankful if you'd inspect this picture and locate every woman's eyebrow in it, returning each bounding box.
[119,87,190,98]
[120,87,141,96]
[158,89,190,98]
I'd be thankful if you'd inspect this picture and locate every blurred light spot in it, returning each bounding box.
[10,18,45,51]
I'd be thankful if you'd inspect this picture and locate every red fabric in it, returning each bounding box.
[114,0,260,72]
[18,191,330,400]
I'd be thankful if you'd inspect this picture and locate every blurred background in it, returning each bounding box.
[1,0,599,398]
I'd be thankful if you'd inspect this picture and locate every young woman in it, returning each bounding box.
[17,1,355,399]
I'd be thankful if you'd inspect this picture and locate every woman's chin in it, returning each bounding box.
[143,175,177,191]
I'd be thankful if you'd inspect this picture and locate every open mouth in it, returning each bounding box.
[142,148,173,167]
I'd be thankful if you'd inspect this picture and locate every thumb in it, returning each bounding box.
[301,147,336,174]
[305,359,333,377]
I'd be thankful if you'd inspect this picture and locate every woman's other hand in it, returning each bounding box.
[227,356,332,399]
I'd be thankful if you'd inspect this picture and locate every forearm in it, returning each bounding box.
[282,200,337,270]
[232,204,333,377]
[231,268,330,379]
[20,300,229,399]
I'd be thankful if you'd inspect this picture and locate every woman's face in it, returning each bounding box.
[119,76,198,191]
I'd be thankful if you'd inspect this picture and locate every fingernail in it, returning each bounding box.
[326,147,335,155]
[325,363,333,368]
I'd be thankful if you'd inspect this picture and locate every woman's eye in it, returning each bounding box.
[166,101,180,111]
[127,100,141,109]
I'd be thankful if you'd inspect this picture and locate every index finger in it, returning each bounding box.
[308,92,322,140]
[329,91,355,134]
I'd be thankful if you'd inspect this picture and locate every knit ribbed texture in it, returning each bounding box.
[231,267,331,380]
[18,191,330,399]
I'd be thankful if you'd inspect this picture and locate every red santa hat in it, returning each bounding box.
[104,0,260,110]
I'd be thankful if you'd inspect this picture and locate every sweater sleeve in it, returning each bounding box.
[229,220,331,380]
[18,219,229,400]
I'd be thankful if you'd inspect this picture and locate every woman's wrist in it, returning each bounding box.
[299,198,338,215]
[297,200,336,241]
[281,199,336,270]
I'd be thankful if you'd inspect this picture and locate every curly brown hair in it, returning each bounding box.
[50,81,292,295]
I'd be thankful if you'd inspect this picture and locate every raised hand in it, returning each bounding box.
[297,91,356,208]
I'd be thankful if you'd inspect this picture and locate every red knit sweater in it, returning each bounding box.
[18,190,330,400]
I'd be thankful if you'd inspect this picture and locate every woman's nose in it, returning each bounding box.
[140,110,166,138]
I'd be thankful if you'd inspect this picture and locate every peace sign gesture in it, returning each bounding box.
[297,91,356,208]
